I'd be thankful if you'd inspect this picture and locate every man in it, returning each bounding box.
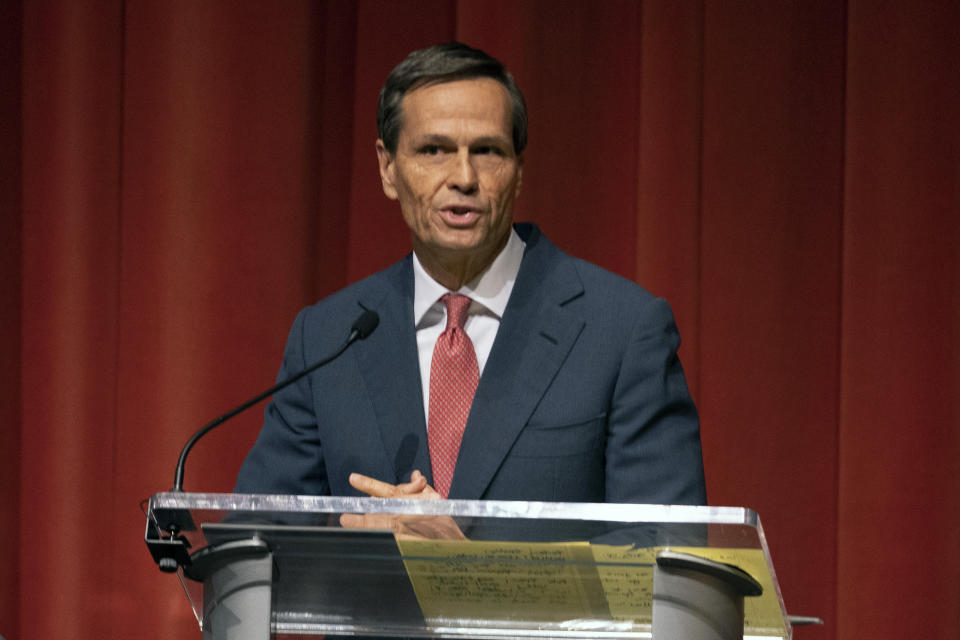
[235,42,706,507]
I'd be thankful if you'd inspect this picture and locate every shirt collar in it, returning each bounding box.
[413,227,526,326]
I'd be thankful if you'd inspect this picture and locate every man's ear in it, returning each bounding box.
[375,139,399,200]
[515,155,523,198]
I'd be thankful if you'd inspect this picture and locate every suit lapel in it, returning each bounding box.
[354,258,432,484]
[449,227,585,499]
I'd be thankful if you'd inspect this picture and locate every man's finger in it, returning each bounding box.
[339,513,364,528]
[397,471,428,494]
[340,512,394,529]
[349,472,401,497]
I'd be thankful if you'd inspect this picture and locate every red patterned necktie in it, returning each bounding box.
[427,293,479,498]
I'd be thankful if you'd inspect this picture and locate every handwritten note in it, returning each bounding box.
[397,539,785,636]
[398,539,609,624]
[590,544,657,622]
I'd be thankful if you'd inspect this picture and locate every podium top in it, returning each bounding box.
[145,493,790,639]
[149,490,758,522]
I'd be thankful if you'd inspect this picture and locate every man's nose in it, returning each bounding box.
[447,149,479,192]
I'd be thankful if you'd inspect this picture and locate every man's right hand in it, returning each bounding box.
[339,470,466,540]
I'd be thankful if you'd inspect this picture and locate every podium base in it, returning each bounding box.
[192,539,273,640]
[652,550,762,640]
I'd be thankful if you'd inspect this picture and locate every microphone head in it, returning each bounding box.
[352,309,380,340]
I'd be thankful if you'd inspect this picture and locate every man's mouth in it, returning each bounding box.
[444,205,479,214]
[439,205,481,226]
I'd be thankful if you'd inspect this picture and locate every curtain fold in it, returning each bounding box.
[20,1,125,637]
[838,1,960,636]
[696,3,847,628]
[8,1,958,638]
[0,0,23,635]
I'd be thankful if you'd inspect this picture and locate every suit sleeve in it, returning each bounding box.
[604,297,706,505]
[234,308,331,496]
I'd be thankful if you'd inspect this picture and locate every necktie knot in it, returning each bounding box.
[441,293,472,331]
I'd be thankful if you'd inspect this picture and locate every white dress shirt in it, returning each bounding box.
[413,228,526,425]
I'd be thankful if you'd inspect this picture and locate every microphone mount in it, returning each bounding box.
[172,309,379,493]
[148,310,379,573]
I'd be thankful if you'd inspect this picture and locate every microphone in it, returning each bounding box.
[349,308,379,341]
[171,309,379,492]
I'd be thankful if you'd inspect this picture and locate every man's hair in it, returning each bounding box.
[377,42,528,155]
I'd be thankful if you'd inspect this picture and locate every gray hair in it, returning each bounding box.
[376,42,528,155]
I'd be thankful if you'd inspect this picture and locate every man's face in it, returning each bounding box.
[376,78,522,277]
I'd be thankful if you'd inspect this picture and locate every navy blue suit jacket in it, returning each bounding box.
[235,223,706,505]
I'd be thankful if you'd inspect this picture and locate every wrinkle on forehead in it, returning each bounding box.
[398,78,514,150]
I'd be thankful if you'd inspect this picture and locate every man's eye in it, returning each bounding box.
[419,145,442,155]
[473,146,501,156]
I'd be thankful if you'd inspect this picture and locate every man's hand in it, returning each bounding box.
[347,469,440,499]
[340,470,466,540]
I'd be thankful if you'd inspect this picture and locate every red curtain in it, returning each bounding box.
[5,1,958,638]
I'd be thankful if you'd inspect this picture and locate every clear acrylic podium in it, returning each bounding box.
[145,493,791,639]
